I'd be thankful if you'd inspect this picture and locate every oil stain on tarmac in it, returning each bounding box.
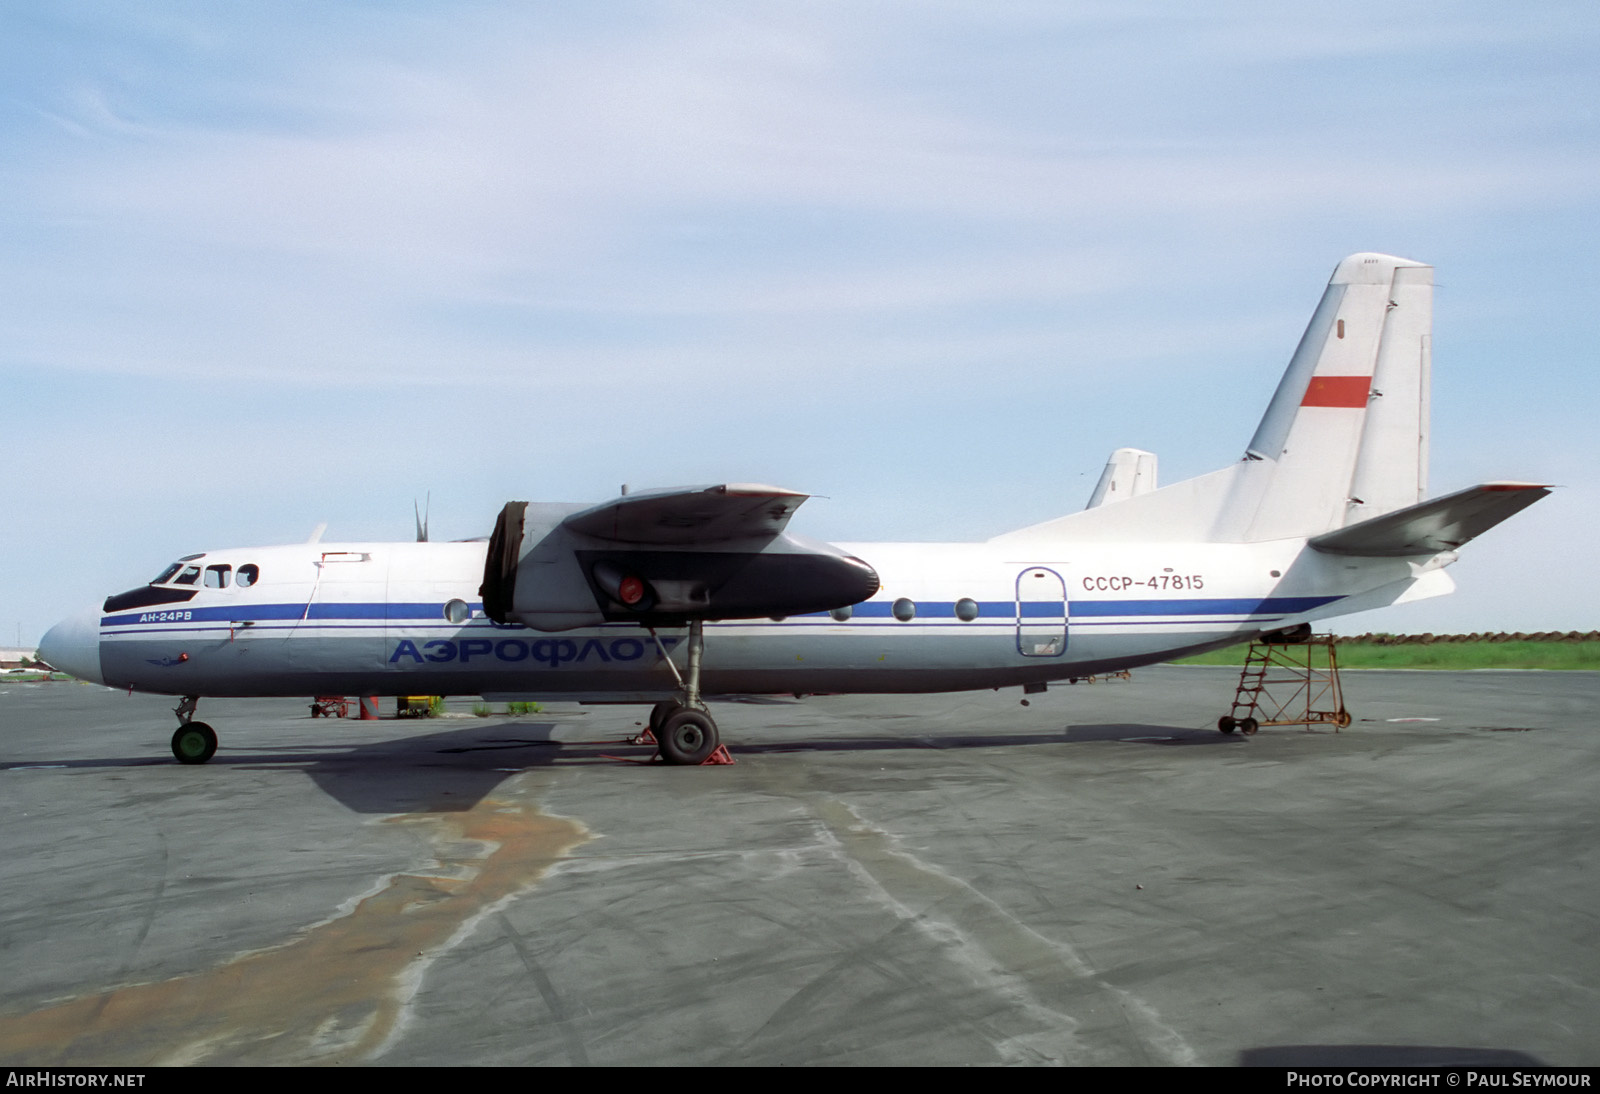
[0,793,590,1065]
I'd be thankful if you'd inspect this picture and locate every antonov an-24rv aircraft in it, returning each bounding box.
[41,253,1548,766]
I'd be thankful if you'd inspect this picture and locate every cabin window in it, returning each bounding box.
[954,598,979,622]
[830,606,853,622]
[892,598,916,622]
[204,565,232,589]
[236,564,260,588]
[173,565,202,585]
[443,599,469,624]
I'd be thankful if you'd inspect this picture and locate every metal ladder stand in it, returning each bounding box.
[1218,631,1351,735]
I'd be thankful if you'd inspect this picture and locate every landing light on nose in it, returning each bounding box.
[38,609,104,686]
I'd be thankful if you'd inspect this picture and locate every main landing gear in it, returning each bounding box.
[646,701,722,765]
[170,695,218,765]
[643,621,731,766]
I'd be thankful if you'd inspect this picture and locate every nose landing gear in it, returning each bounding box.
[170,695,218,764]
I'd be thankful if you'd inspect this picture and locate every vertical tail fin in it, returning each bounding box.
[1084,448,1158,509]
[991,253,1436,548]
[1232,252,1432,540]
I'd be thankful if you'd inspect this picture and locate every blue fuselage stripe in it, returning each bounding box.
[102,594,1340,629]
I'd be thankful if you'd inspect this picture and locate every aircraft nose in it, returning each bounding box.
[38,609,104,686]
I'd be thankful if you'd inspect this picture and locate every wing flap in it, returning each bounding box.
[1308,482,1550,557]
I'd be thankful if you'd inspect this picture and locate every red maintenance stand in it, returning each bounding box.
[1218,632,1351,735]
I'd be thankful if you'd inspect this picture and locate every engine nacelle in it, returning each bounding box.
[480,494,879,632]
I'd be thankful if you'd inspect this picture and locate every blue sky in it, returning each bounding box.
[5,1,1598,645]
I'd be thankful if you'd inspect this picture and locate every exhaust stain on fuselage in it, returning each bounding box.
[0,797,591,1065]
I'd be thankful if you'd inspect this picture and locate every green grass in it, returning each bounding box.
[1174,640,1600,671]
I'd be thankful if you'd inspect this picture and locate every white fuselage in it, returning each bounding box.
[56,534,1429,701]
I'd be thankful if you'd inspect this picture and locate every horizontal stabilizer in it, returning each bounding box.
[564,484,809,544]
[1308,483,1550,557]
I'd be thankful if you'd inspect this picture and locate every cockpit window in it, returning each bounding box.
[152,562,182,585]
[204,565,232,589]
[236,564,260,588]
[173,565,202,586]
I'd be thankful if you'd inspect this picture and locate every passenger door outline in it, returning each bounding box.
[1015,567,1067,657]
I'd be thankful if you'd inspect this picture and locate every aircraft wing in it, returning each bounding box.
[1308,482,1550,557]
[482,484,878,630]
[562,483,810,544]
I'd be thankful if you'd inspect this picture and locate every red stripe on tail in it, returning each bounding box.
[1301,375,1371,408]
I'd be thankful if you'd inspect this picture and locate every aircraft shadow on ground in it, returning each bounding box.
[1,720,1241,815]
[731,723,1236,752]
[303,720,1240,812]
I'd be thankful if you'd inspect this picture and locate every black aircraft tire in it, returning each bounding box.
[649,700,682,735]
[1218,716,1237,734]
[1238,717,1260,736]
[172,722,218,765]
[658,709,719,766]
